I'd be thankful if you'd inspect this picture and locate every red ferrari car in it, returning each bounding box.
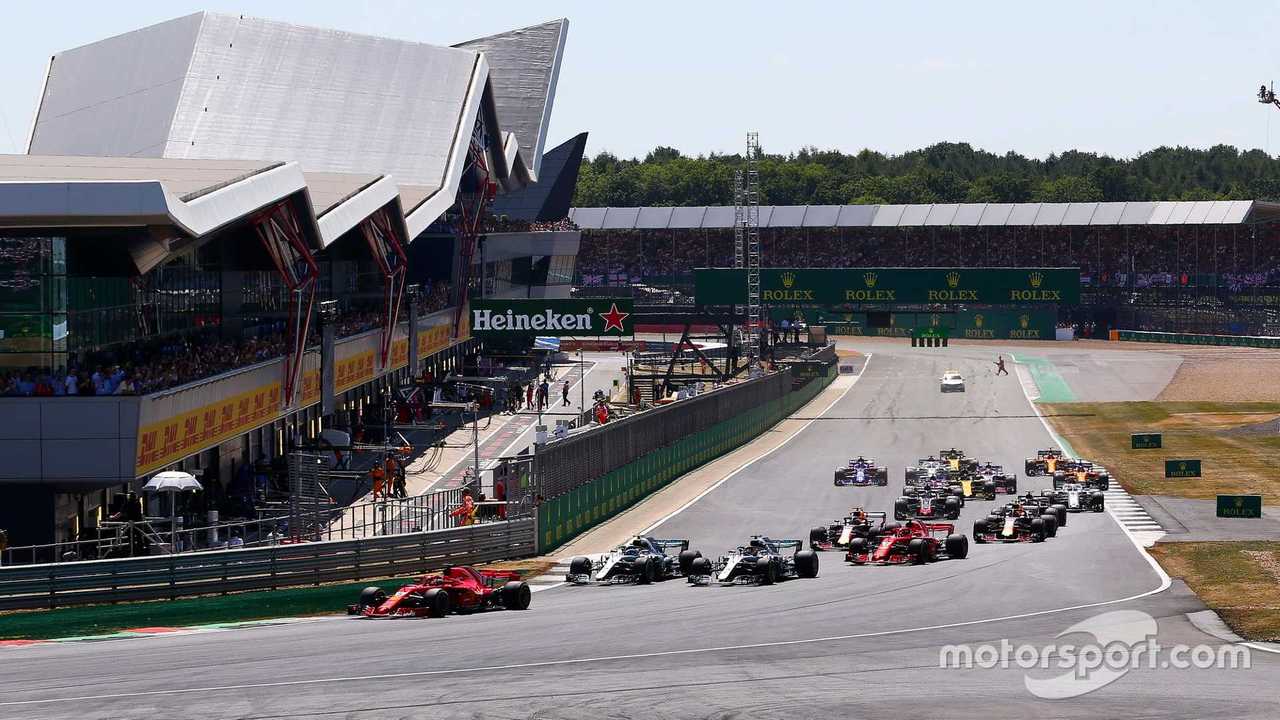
[347,565,532,618]
[845,519,969,565]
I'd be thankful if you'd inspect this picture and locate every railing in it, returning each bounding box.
[1113,328,1280,348]
[1,488,529,567]
[0,519,535,611]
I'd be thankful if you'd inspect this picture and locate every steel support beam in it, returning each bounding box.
[359,207,408,369]
[251,199,319,409]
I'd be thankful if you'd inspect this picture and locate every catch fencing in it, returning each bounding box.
[0,519,534,611]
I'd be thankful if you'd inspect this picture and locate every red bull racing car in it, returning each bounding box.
[972,496,1064,543]
[347,565,532,618]
[834,457,889,486]
[846,519,969,565]
[810,508,889,550]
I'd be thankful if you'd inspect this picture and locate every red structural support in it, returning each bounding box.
[360,207,408,368]
[251,200,319,408]
[452,114,496,337]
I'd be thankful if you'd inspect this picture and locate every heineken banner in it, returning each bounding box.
[470,299,633,336]
[695,268,1080,306]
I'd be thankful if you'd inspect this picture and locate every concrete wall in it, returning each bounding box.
[0,397,140,489]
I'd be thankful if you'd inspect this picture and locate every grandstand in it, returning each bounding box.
[570,201,1280,336]
[0,12,580,546]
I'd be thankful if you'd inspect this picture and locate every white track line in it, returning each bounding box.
[639,354,871,535]
[1009,356,1171,588]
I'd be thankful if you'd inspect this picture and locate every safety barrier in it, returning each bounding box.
[537,364,837,552]
[0,519,534,611]
[1113,329,1280,348]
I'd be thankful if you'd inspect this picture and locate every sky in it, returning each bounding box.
[1,1,1278,162]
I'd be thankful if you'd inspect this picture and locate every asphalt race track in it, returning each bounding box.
[3,344,1277,719]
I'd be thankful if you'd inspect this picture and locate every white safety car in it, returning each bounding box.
[940,370,965,393]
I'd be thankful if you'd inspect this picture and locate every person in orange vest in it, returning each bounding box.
[369,463,386,501]
[450,489,476,526]
[386,455,406,499]
[493,477,507,520]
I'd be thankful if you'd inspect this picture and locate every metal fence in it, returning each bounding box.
[0,519,535,611]
[0,487,525,566]
[535,371,793,501]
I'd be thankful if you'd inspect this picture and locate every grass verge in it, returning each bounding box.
[1041,400,1280,498]
[0,560,554,641]
[1150,541,1280,641]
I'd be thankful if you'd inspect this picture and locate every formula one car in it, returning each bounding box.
[687,536,819,585]
[834,457,889,486]
[1052,460,1111,491]
[940,370,965,393]
[939,448,979,474]
[810,508,889,550]
[567,536,701,584]
[846,519,969,565]
[1024,448,1067,476]
[905,457,952,484]
[347,565,531,617]
[1023,493,1068,529]
[971,462,1018,496]
[972,498,1060,543]
[895,487,962,520]
[1042,483,1105,513]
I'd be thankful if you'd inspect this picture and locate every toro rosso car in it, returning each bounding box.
[1053,460,1111,491]
[1043,483,1105,512]
[1025,449,1067,476]
[846,519,969,564]
[567,536,701,584]
[834,457,889,486]
[687,536,819,585]
[810,508,889,550]
[896,487,962,520]
[348,565,531,618]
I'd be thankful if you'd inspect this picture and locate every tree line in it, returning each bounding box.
[572,142,1280,207]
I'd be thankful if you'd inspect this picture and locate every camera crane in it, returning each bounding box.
[1259,83,1280,110]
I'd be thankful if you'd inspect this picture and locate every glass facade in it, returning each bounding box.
[0,236,68,375]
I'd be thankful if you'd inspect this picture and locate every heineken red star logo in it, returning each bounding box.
[598,302,630,333]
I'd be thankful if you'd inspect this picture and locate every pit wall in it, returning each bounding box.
[537,364,837,552]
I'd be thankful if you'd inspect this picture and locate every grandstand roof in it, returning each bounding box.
[569,201,1280,230]
[17,12,568,243]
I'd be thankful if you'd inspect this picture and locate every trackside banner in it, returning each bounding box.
[470,299,633,336]
[694,268,1080,306]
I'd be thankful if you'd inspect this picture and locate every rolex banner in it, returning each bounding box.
[470,299,633,336]
[807,310,1056,340]
[694,268,1080,306]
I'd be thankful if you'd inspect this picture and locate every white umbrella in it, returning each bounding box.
[143,471,202,552]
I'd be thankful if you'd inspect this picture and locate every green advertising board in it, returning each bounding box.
[1216,495,1263,518]
[1131,433,1162,449]
[470,299,633,336]
[1164,459,1202,478]
[695,268,1080,306]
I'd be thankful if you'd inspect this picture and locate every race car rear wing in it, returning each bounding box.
[920,522,956,535]
[650,539,690,553]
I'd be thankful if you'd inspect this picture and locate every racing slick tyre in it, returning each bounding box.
[568,556,593,579]
[422,588,450,618]
[881,522,902,534]
[688,556,712,582]
[894,498,910,521]
[945,497,961,519]
[810,527,829,550]
[795,549,820,578]
[1051,504,1068,527]
[847,536,868,561]
[972,520,987,544]
[907,538,929,564]
[357,586,386,612]
[983,482,997,499]
[877,471,889,486]
[1040,513,1058,538]
[759,559,778,585]
[500,581,532,610]
[902,485,918,497]
[678,549,702,575]
[636,556,658,584]
[1030,518,1046,542]
[1091,492,1106,511]
[945,533,969,559]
